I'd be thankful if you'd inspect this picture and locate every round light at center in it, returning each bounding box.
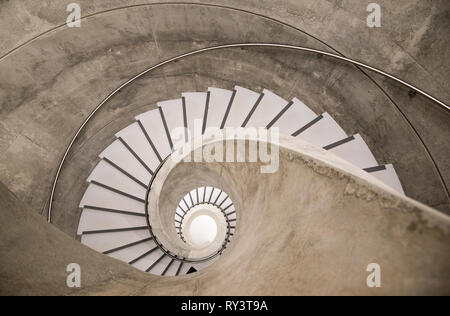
[188,215,218,247]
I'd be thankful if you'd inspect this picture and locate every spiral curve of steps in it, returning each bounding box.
[78,85,405,276]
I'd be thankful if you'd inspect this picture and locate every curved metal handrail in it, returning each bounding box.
[47,43,450,223]
[144,157,232,264]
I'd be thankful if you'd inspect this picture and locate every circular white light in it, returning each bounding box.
[188,215,218,247]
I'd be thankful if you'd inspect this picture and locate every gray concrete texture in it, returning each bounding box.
[0,181,151,296]
[1,137,449,295]
[0,2,448,240]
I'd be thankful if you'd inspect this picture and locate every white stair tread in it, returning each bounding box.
[370,164,405,195]
[99,140,151,185]
[183,92,207,139]
[271,97,317,135]
[107,240,156,265]
[206,87,233,129]
[158,99,185,150]
[244,89,288,128]
[164,260,182,276]
[223,205,235,218]
[215,191,226,206]
[79,183,146,213]
[204,186,215,203]
[115,122,160,173]
[87,160,147,198]
[151,255,174,275]
[209,188,221,204]
[178,263,194,275]
[296,112,347,148]
[175,210,184,221]
[77,208,146,235]
[217,192,230,206]
[182,193,194,208]
[136,109,173,160]
[328,134,378,169]
[131,249,166,273]
[223,86,261,128]
[197,186,207,203]
[224,204,236,215]
[177,205,185,214]
[81,229,151,253]
[188,189,199,205]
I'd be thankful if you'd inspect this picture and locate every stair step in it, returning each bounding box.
[77,207,147,235]
[149,255,173,275]
[190,188,199,206]
[222,86,261,128]
[131,248,164,272]
[135,109,172,160]
[175,261,184,276]
[294,112,347,147]
[99,139,151,185]
[106,239,155,264]
[158,99,185,150]
[243,89,289,128]
[205,187,214,203]
[205,87,234,130]
[76,85,407,277]
[79,183,146,213]
[115,123,160,174]
[268,97,317,135]
[129,247,160,269]
[177,262,193,275]
[201,186,208,203]
[81,229,151,254]
[365,164,405,194]
[87,160,147,197]
[182,92,208,139]
[326,134,378,169]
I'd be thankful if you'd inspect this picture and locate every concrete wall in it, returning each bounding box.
[0,181,152,296]
[0,2,448,240]
[1,137,449,295]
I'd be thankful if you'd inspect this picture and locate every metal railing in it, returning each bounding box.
[47,43,450,224]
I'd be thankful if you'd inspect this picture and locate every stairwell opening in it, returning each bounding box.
[174,186,237,257]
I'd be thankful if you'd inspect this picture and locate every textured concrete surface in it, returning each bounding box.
[1,136,449,295]
[76,136,450,295]
[0,181,152,296]
[0,2,447,239]
[0,1,448,224]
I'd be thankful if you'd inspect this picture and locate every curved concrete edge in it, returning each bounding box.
[0,181,153,296]
[74,130,450,295]
[1,130,445,295]
[1,2,448,235]
[151,129,450,241]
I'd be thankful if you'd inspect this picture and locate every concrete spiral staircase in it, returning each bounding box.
[78,85,405,276]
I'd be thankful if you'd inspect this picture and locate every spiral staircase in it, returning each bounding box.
[1,1,450,296]
[77,85,405,276]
